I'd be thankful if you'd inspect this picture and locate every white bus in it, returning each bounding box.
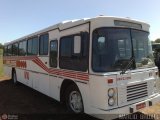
[3,16,160,119]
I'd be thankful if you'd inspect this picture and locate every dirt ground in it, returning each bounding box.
[0,78,98,120]
[0,78,160,120]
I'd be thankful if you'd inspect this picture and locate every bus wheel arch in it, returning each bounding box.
[60,79,84,113]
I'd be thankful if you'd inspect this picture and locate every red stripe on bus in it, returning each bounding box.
[35,60,49,73]
[62,69,88,75]
[4,56,89,81]
[62,72,78,77]
[50,71,59,75]
[4,56,36,61]
[61,70,88,77]
[34,58,49,72]
[76,75,89,78]
[77,76,89,79]
[32,59,49,73]
[49,69,59,73]
[62,71,75,76]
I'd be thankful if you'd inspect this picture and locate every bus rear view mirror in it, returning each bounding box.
[74,36,81,54]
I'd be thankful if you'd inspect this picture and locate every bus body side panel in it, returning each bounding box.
[32,72,39,91]
[4,21,91,113]
[49,75,63,101]
[3,65,12,78]
[48,24,90,101]
[75,82,91,114]
[48,29,62,101]
[38,73,50,96]
[16,68,28,85]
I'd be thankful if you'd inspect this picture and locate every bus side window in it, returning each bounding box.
[59,33,88,72]
[7,45,12,56]
[50,40,58,68]
[39,34,49,55]
[27,37,38,56]
[12,43,19,56]
[19,40,27,56]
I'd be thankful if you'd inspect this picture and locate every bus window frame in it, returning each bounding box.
[27,36,39,56]
[49,39,58,68]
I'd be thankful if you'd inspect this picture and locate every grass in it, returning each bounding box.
[0,49,3,77]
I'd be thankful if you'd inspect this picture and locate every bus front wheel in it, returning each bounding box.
[65,84,84,114]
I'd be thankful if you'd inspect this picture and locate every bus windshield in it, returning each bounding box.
[92,28,155,72]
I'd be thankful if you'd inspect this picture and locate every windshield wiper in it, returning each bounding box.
[120,57,135,74]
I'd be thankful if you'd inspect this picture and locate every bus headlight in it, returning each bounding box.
[108,88,115,97]
[108,98,115,106]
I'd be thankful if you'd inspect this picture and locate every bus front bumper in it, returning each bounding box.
[91,93,160,120]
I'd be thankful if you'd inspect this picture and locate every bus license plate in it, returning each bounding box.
[136,102,146,110]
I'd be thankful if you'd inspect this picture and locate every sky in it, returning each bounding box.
[0,0,160,44]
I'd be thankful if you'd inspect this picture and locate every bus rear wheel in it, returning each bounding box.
[65,84,84,114]
[12,70,17,84]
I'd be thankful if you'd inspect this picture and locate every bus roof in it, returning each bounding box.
[4,16,149,45]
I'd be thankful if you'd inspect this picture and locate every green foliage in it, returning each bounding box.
[155,38,160,43]
[151,41,155,44]
[0,43,4,49]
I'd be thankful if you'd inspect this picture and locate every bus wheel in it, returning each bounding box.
[12,70,17,84]
[65,84,84,114]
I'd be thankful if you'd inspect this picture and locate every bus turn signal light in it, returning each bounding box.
[108,79,113,84]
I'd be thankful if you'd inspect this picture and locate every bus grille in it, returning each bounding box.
[127,82,148,102]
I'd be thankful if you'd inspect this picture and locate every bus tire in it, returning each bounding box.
[65,84,84,114]
[12,70,17,84]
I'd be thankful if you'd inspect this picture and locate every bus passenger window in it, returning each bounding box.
[27,37,38,55]
[7,45,12,56]
[12,43,19,56]
[19,40,27,56]
[50,40,58,67]
[39,34,49,55]
[59,35,88,71]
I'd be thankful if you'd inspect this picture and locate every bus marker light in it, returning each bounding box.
[108,79,113,84]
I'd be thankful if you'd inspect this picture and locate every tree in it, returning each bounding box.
[151,41,155,44]
[0,43,4,49]
[155,38,160,43]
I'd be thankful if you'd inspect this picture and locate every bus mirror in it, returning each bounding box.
[74,36,81,54]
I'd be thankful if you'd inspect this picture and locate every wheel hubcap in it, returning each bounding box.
[69,91,83,113]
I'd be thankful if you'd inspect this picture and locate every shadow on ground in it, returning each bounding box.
[0,80,98,120]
